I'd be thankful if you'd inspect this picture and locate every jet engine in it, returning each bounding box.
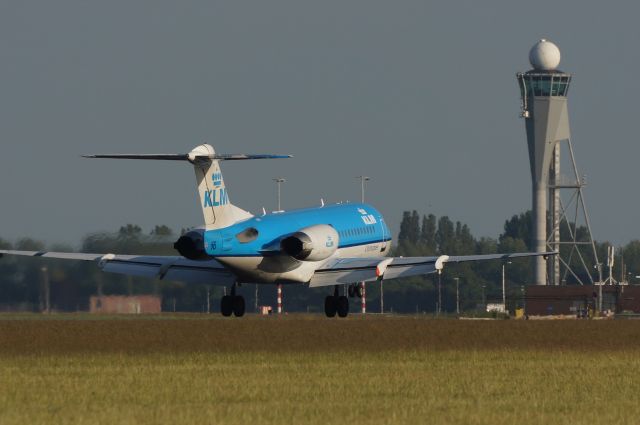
[173,228,209,260]
[280,224,339,261]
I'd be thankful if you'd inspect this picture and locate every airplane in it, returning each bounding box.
[0,144,553,317]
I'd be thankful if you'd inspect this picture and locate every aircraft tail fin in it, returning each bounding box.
[84,144,291,230]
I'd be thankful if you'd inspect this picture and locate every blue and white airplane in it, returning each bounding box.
[0,144,553,317]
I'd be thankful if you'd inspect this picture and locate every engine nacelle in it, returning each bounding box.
[280,224,339,261]
[173,228,209,260]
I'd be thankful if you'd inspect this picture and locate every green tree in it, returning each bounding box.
[420,214,437,254]
[151,225,173,237]
[397,210,422,256]
[501,211,533,250]
[436,216,455,253]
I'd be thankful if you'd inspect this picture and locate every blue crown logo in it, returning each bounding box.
[212,172,222,187]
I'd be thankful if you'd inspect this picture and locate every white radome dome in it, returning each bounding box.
[529,39,561,70]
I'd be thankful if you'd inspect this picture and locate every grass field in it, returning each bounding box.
[1,315,640,424]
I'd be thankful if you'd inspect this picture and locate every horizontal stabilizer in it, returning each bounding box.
[83,153,292,161]
[83,154,189,160]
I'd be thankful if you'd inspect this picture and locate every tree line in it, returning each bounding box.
[1,213,640,313]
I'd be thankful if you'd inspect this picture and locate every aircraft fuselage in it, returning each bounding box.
[204,203,392,284]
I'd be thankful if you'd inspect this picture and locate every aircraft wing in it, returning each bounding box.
[0,250,236,285]
[309,251,555,288]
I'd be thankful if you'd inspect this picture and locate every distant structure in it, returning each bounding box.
[90,295,161,314]
[517,39,601,285]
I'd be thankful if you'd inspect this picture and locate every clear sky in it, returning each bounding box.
[1,1,638,247]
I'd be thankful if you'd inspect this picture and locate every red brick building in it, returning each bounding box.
[525,285,640,316]
[90,295,161,314]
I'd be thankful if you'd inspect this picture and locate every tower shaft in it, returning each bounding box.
[532,181,548,284]
[519,74,571,285]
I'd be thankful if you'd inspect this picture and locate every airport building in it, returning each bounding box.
[525,285,640,317]
[90,295,161,314]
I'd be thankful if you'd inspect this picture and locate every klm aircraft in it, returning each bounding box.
[0,144,552,317]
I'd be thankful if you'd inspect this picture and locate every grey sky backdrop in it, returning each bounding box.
[1,1,638,247]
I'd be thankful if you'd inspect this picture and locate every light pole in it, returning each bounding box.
[255,284,258,313]
[206,286,210,314]
[380,280,384,314]
[481,284,486,309]
[502,261,512,313]
[437,271,442,316]
[454,277,460,315]
[41,266,50,314]
[356,176,370,203]
[356,176,370,315]
[273,178,286,211]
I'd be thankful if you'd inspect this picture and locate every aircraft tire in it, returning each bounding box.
[221,295,233,317]
[233,296,246,317]
[324,296,337,317]
[337,296,349,318]
[356,285,364,298]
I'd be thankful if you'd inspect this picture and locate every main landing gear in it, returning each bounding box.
[347,283,364,298]
[221,284,245,317]
[325,284,364,318]
[325,285,350,318]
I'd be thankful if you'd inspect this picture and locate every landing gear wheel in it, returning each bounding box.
[324,296,337,317]
[232,296,246,317]
[337,295,349,318]
[221,295,233,317]
[356,285,364,298]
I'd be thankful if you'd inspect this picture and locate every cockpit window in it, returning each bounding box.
[236,227,259,243]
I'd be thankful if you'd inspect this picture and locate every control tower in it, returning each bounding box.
[517,39,600,286]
